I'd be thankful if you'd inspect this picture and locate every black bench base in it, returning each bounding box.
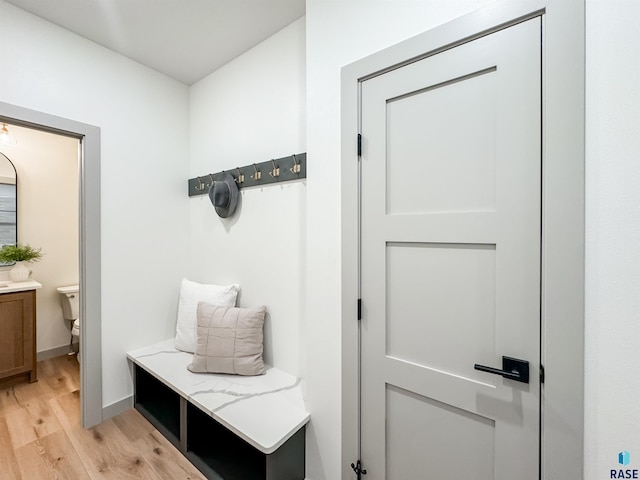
[134,364,306,480]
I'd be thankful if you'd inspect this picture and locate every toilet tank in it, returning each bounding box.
[56,285,79,320]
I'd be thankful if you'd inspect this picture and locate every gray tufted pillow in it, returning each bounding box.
[188,303,266,376]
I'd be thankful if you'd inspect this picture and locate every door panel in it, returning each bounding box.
[360,18,541,479]
[386,69,497,215]
[386,242,497,382]
[386,384,495,479]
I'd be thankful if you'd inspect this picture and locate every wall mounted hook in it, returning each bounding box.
[188,153,306,197]
[290,154,301,175]
[269,159,280,178]
[251,163,262,181]
[236,167,245,184]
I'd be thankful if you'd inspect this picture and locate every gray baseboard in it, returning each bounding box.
[102,395,134,421]
[37,344,77,361]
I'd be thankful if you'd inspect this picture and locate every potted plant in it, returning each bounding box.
[0,243,44,282]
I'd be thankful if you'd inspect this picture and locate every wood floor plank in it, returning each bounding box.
[15,429,90,480]
[4,407,38,448]
[134,431,206,480]
[0,379,49,416]
[49,389,81,432]
[0,387,19,416]
[48,355,80,392]
[1,355,210,480]
[112,408,155,443]
[63,418,164,479]
[0,417,21,480]
[39,355,80,396]
[4,390,62,449]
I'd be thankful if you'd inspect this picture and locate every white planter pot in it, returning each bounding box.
[9,261,31,282]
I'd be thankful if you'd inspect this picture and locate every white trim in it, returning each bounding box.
[0,102,103,429]
[341,1,584,477]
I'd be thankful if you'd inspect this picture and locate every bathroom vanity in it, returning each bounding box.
[0,280,41,385]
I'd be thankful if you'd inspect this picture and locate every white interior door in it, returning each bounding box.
[359,17,541,479]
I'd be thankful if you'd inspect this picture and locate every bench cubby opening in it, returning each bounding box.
[186,402,266,479]
[131,352,307,480]
[134,365,181,447]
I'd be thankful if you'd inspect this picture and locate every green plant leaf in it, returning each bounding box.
[0,243,44,263]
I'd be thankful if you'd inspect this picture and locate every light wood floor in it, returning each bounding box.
[0,355,205,480]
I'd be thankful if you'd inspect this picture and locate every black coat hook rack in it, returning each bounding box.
[188,152,307,197]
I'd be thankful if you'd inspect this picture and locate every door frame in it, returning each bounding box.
[341,1,584,478]
[0,101,103,429]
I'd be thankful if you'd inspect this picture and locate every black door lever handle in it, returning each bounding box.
[474,356,530,384]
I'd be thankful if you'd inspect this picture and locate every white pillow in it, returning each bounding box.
[174,278,239,353]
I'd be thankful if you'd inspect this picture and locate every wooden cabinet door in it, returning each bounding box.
[0,290,36,381]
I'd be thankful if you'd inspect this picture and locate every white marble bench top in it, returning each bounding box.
[127,339,309,454]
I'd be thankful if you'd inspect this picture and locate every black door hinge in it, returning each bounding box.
[357,133,362,157]
[540,364,545,384]
[351,460,367,478]
[357,299,362,320]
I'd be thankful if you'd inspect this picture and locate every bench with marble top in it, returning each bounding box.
[127,339,309,480]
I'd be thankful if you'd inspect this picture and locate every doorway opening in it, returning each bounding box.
[0,124,80,362]
[0,102,102,428]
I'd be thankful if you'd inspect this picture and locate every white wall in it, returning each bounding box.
[0,0,190,408]
[189,18,306,376]
[0,156,15,182]
[305,0,639,478]
[305,2,495,477]
[584,0,640,478]
[0,125,79,356]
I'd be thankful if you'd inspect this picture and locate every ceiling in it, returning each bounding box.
[5,0,305,85]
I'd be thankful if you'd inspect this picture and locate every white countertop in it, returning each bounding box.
[0,280,42,294]
[127,339,310,454]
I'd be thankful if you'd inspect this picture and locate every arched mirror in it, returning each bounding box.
[0,153,17,265]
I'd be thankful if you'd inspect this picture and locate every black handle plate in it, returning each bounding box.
[474,356,530,384]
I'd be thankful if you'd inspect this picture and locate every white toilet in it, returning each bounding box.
[57,285,80,363]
